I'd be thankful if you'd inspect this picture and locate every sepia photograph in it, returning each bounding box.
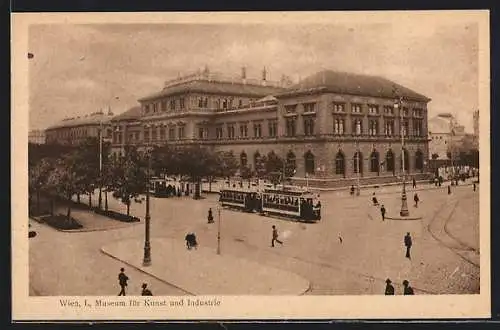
[12,11,490,320]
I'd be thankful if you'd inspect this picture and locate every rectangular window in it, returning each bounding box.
[413,108,423,117]
[179,98,185,109]
[159,128,165,140]
[351,103,362,113]
[240,123,248,138]
[303,103,316,113]
[285,104,297,113]
[239,100,243,108]
[352,119,362,135]
[369,119,378,136]
[414,119,423,136]
[144,104,150,114]
[368,105,379,114]
[170,100,176,110]
[152,103,158,113]
[168,127,175,140]
[198,127,204,139]
[151,127,157,141]
[285,118,297,137]
[401,120,409,136]
[303,117,315,136]
[268,120,277,137]
[384,106,394,115]
[384,120,394,136]
[227,124,235,139]
[161,100,167,112]
[178,126,185,139]
[216,126,224,139]
[253,123,262,138]
[333,118,345,135]
[402,107,409,117]
[144,129,150,142]
[333,103,345,113]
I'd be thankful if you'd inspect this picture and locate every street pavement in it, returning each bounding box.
[101,237,310,295]
[30,181,480,296]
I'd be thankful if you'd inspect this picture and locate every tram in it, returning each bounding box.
[149,177,177,197]
[219,186,321,223]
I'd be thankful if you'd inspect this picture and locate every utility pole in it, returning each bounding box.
[356,139,360,196]
[143,145,152,266]
[217,206,221,255]
[395,95,409,217]
[98,115,103,210]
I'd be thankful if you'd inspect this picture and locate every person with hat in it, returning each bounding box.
[384,278,395,295]
[403,280,414,295]
[380,204,386,221]
[117,267,129,296]
[141,283,153,296]
[404,232,413,259]
[207,208,214,224]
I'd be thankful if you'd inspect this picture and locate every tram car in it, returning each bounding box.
[219,186,321,223]
[149,177,177,197]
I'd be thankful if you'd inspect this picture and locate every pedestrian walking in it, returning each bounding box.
[448,185,451,195]
[402,280,415,295]
[118,268,129,296]
[404,232,412,259]
[207,208,214,224]
[384,278,395,295]
[473,183,476,192]
[271,225,283,247]
[372,192,379,206]
[380,204,386,221]
[350,185,355,196]
[413,193,419,208]
[141,283,153,296]
[412,177,416,189]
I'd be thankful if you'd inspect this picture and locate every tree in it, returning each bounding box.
[46,153,85,222]
[28,157,54,215]
[431,153,439,160]
[254,154,267,179]
[265,151,284,185]
[215,151,239,184]
[111,146,147,216]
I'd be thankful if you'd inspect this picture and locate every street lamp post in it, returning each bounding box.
[143,146,152,266]
[217,206,221,255]
[394,96,409,217]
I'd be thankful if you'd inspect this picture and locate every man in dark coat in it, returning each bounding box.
[403,280,415,295]
[413,193,420,207]
[380,204,386,221]
[271,225,283,247]
[384,278,395,295]
[473,183,476,192]
[118,268,129,296]
[448,185,451,195]
[404,232,412,259]
[207,208,214,224]
[141,283,153,296]
[412,177,416,189]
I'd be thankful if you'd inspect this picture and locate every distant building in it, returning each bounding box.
[28,129,46,144]
[428,113,466,160]
[45,111,114,146]
[110,67,431,188]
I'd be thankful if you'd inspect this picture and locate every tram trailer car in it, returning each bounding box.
[219,188,321,223]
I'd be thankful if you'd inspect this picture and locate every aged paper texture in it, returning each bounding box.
[12,11,490,320]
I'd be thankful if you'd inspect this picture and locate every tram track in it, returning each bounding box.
[425,197,480,269]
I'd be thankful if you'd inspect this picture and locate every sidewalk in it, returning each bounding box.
[101,238,311,295]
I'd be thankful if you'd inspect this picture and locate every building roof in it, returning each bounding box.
[277,70,431,102]
[110,106,142,122]
[46,112,113,130]
[139,79,286,102]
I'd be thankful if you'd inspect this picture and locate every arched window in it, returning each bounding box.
[370,150,380,173]
[254,151,261,167]
[286,151,297,175]
[386,150,395,173]
[335,151,345,176]
[353,151,363,174]
[400,149,409,171]
[415,150,424,172]
[240,151,247,167]
[304,151,315,175]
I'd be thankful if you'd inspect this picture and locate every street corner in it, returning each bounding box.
[100,237,311,296]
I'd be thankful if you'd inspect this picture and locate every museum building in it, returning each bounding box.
[110,68,431,188]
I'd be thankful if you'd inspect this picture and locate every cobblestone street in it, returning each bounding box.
[29,182,480,296]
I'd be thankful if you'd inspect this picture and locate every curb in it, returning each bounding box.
[99,246,195,296]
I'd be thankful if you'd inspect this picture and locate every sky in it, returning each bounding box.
[28,21,479,132]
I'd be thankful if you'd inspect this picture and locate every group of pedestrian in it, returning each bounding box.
[185,233,198,250]
[385,279,415,295]
[118,268,153,296]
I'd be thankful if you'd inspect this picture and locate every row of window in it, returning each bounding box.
[237,149,424,175]
[144,97,257,115]
[331,102,424,117]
